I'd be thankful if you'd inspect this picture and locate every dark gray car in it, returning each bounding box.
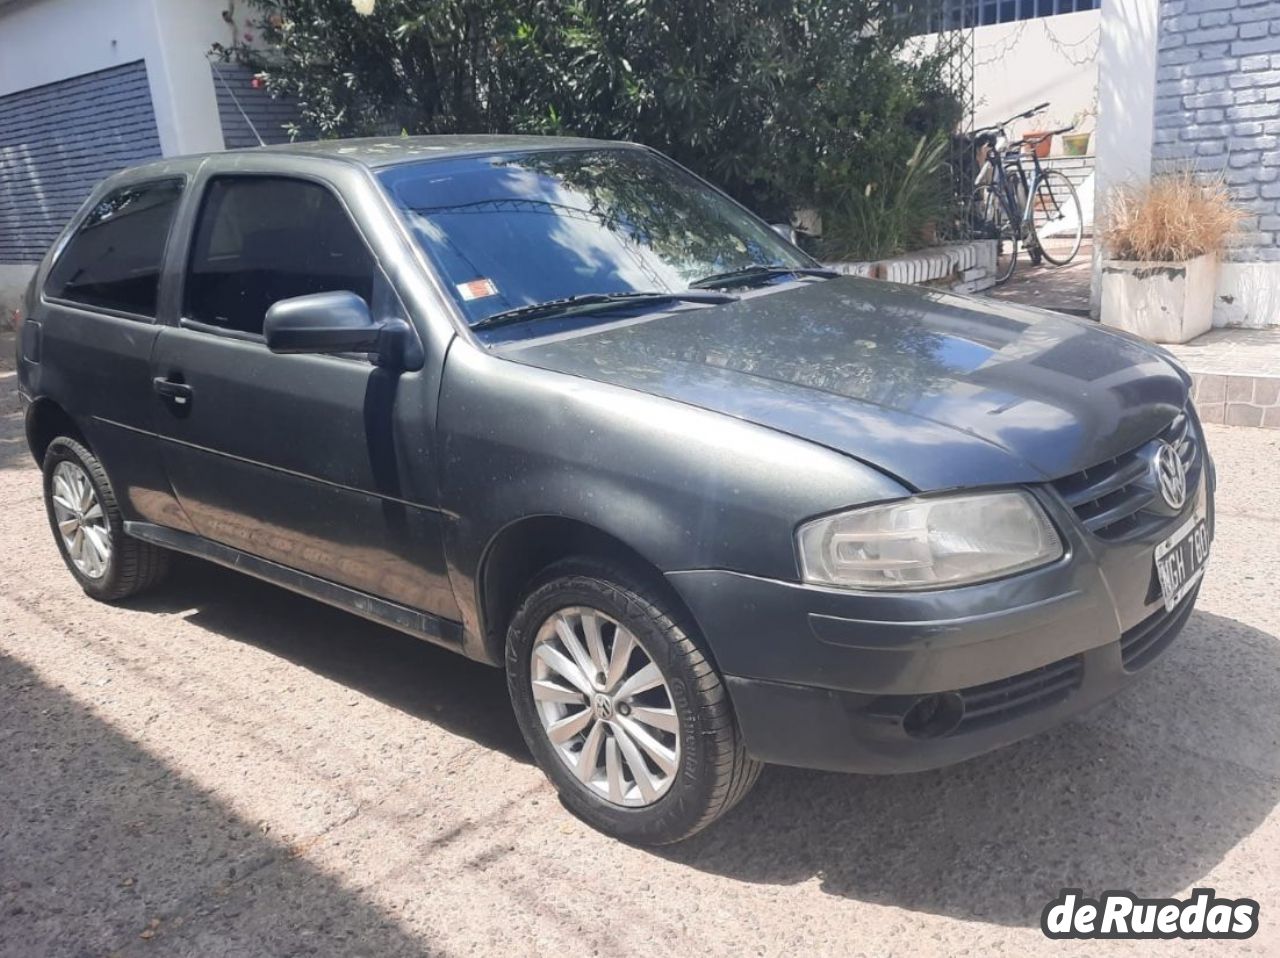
[15,136,1213,844]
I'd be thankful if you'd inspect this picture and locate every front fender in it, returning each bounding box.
[437,339,907,652]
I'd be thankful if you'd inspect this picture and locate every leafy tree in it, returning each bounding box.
[250,0,959,222]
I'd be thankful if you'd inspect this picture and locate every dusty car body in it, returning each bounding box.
[16,136,1213,843]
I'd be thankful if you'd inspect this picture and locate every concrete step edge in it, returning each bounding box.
[1187,370,1280,429]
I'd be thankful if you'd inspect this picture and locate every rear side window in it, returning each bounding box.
[184,176,374,336]
[45,178,184,318]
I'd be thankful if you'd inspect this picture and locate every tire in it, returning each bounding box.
[971,185,1018,284]
[42,437,170,602]
[1026,231,1044,267]
[506,558,762,845]
[1011,178,1044,267]
[1030,169,1083,266]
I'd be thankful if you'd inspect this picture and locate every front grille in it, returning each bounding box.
[1120,587,1198,671]
[954,654,1084,734]
[1052,409,1201,541]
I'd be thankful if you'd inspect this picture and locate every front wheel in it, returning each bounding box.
[971,185,1018,284]
[506,559,761,844]
[1029,169,1083,266]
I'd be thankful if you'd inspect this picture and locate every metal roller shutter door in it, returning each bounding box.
[210,62,309,150]
[0,60,163,264]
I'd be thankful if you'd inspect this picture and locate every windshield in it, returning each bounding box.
[377,147,811,326]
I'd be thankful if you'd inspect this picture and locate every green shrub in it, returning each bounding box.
[250,0,959,226]
[818,132,951,262]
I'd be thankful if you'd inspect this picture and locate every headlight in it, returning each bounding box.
[797,490,1063,591]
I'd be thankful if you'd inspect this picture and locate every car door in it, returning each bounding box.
[150,171,459,620]
[35,176,191,531]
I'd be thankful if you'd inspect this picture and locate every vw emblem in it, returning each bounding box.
[592,693,614,721]
[1155,441,1187,510]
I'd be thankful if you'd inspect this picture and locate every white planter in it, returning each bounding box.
[1100,253,1217,344]
[822,240,998,293]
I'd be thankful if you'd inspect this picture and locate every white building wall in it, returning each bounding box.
[1094,0,1161,189]
[910,11,1100,148]
[146,0,239,155]
[970,10,1101,147]
[1090,0,1162,318]
[0,0,229,156]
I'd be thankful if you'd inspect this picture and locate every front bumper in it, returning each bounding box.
[667,462,1215,775]
[720,590,1197,773]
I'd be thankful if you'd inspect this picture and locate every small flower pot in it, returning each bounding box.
[1101,253,1217,344]
[1062,132,1091,156]
[1024,132,1053,159]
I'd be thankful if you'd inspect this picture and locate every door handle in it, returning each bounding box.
[153,377,193,405]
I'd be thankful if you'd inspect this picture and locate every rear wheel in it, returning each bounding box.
[506,559,761,844]
[1029,169,1083,266]
[971,185,1018,284]
[42,437,170,601]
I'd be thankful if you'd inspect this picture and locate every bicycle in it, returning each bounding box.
[967,102,1085,284]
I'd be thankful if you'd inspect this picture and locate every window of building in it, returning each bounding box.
[913,0,1099,32]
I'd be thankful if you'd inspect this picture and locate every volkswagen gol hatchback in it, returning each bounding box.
[15,137,1213,844]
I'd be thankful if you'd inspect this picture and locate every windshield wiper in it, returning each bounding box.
[470,290,737,332]
[689,264,839,290]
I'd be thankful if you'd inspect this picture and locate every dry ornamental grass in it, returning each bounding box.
[1101,171,1246,262]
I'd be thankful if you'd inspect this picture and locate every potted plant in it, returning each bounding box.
[1061,132,1090,156]
[1061,111,1092,156]
[1100,172,1245,344]
[1023,128,1053,159]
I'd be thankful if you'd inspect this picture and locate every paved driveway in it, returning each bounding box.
[2,330,1278,957]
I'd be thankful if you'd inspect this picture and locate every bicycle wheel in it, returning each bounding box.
[1029,170,1083,266]
[971,185,1018,284]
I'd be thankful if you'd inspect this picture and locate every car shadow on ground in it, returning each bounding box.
[124,557,530,765]
[123,557,1278,930]
[0,653,436,957]
[660,608,1280,926]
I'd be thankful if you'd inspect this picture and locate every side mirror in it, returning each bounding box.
[263,291,423,371]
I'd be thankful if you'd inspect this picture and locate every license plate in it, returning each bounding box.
[1154,512,1210,612]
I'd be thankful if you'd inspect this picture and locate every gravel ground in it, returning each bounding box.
[2,328,1278,957]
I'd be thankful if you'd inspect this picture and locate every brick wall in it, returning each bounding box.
[1153,0,1280,264]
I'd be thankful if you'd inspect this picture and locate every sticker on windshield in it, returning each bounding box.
[457,278,499,301]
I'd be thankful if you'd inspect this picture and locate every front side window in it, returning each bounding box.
[184,176,375,336]
[45,178,184,318]
[378,148,809,326]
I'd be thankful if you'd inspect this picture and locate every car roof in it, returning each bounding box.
[251,134,633,168]
[114,134,638,182]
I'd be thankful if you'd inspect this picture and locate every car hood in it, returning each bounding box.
[498,278,1189,490]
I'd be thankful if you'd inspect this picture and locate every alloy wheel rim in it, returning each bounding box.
[51,461,111,579]
[530,606,681,807]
